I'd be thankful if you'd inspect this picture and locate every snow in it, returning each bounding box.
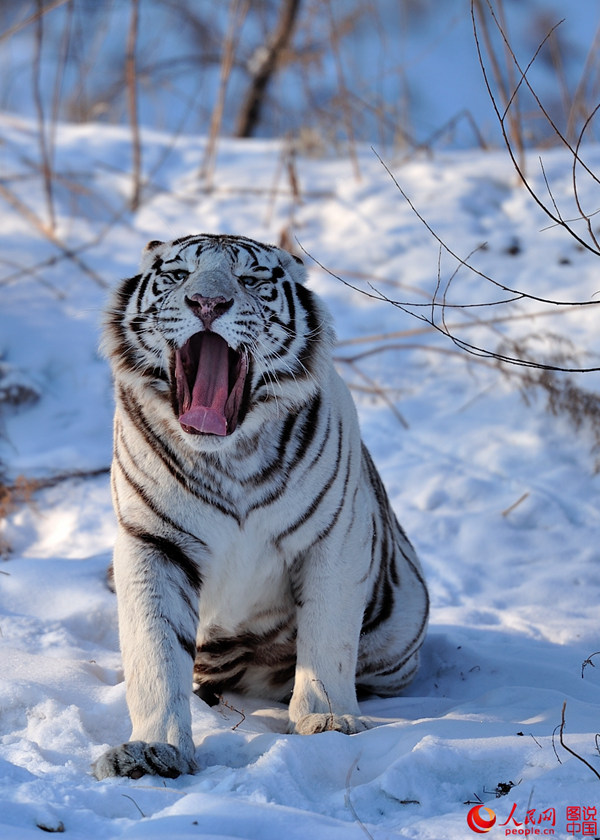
[2,110,600,839]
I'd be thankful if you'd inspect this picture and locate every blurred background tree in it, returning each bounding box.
[1,0,598,156]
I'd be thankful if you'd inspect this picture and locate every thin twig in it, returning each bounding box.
[312,679,335,730]
[0,0,70,45]
[529,733,543,749]
[325,0,360,179]
[1,467,110,498]
[338,358,409,429]
[200,0,249,184]
[218,696,246,731]
[471,0,600,256]
[472,0,524,171]
[345,756,375,840]
[551,723,563,765]
[371,149,599,309]
[121,793,146,819]
[0,181,108,288]
[335,305,585,347]
[298,236,600,374]
[336,342,496,369]
[581,651,600,679]
[559,701,600,782]
[572,103,600,253]
[501,492,529,517]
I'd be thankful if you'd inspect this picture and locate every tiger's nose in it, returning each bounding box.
[186,294,234,329]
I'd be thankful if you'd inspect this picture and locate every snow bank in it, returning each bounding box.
[1,116,600,839]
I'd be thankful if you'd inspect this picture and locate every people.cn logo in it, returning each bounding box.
[467,805,497,833]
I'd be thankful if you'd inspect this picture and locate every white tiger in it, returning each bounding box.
[92,234,429,780]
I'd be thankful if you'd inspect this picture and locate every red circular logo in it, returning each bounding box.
[467,805,497,833]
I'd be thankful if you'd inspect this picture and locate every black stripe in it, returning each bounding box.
[358,646,420,684]
[194,654,250,676]
[299,392,322,450]
[118,384,241,523]
[269,662,296,690]
[295,283,322,371]
[375,653,420,680]
[120,523,202,592]
[302,410,331,475]
[195,670,245,694]
[114,448,165,523]
[107,294,169,387]
[113,440,207,549]
[194,620,297,693]
[135,272,152,311]
[280,281,296,350]
[243,396,317,492]
[197,620,293,657]
[361,566,394,635]
[367,515,378,577]
[116,273,143,304]
[363,444,416,567]
[108,324,142,379]
[169,622,197,661]
[303,429,353,550]
[275,418,344,547]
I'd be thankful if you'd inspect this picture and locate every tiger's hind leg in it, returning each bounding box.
[355,549,429,701]
[357,648,422,700]
[93,528,201,780]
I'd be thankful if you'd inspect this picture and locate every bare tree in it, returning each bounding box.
[235,0,302,138]
[126,0,141,211]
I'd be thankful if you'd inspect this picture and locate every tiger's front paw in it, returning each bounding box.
[292,713,372,735]
[92,741,197,780]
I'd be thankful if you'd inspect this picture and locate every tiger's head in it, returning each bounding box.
[104,234,334,442]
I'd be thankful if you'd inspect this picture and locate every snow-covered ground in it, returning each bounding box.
[1,114,600,839]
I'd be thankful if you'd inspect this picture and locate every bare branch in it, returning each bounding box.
[572,103,600,252]
[371,149,600,311]
[559,701,600,783]
[472,0,525,171]
[200,0,250,183]
[32,0,56,230]
[471,0,600,256]
[235,0,302,138]
[126,0,142,211]
[299,222,600,374]
[0,0,70,45]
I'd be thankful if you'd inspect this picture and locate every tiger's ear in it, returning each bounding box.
[279,249,307,284]
[140,239,166,273]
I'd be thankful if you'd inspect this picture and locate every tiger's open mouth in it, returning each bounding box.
[174,332,249,436]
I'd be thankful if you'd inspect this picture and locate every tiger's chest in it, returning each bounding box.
[123,441,298,615]
[116,406,338,556]
[196,524,295,632]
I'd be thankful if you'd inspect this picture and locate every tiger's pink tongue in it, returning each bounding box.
[179,405,227,436]
[177,333,229,436]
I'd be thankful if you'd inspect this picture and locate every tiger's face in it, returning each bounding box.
[106,234,332,441]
